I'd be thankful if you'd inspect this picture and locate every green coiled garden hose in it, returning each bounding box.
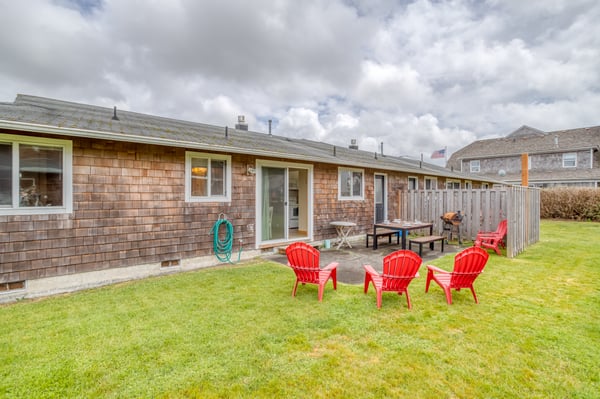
[212,214,242,263]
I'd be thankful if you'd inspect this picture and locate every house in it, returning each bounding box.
[447,125,600,188]
[0,94,496,301]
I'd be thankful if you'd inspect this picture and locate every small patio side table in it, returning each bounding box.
[330,221,356,249]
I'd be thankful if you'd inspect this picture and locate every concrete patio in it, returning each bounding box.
[265,237,466,284]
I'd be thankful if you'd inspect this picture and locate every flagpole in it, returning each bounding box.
[444,146,448,163]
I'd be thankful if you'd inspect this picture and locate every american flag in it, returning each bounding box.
[430,148,446,159]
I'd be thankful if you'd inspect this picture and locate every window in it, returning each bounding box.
[424,177,437,190]
[446,180,460,189]
[185,152,231,202]
[563,153,577,168]
[465,181,472,189]
[0,134,72,215]
[408,176,417,190]
[470,160,480,173]
[338,167,363,200]
[482,183,489,189]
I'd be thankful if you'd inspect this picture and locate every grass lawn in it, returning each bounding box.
[1,220,599,398]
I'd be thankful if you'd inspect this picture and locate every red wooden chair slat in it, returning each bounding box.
[474,219,507,256]
[285,242,338,302]
[425,246,489,304]
[363,250,422,309]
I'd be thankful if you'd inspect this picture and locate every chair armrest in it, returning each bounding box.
[477,232,500,237]
[426,265,449,274]
[363,264,380,277]
[323,262,339,271]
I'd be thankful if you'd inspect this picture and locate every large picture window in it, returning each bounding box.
[185,152,231,202]
[338,167,364,200]
[0,134,72,215]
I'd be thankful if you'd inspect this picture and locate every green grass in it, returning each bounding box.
[1,220,599,398]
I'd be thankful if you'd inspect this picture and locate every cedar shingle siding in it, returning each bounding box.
[0,137,257,283]
[0,94,497,299]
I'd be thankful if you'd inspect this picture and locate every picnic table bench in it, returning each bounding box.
[366,228,400,248]
[408,235,445,257]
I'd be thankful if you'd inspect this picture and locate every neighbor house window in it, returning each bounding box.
[470,160,480,173]
[185,152,231,202]
[338,167,363,200]
[408,176,418,190]
[562,153,577,168]
[0,134,72,215]
[424,177,437,190]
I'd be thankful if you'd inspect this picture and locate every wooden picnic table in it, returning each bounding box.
[372,221,434,250]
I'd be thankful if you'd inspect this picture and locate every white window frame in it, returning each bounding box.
[0,134,72,216]
[562,153,577,168]
[338,167,364,200]
[185,151,232,202]
[408,176,418,190]
[470,160,480,173]
[465,181,472,189]
[482,183,490,189]
[446,180,461,189]
[424,176,437,190]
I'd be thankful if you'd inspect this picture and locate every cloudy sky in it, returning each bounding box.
[1,0,599,164]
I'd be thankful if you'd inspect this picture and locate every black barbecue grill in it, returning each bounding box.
[441,211,463,244]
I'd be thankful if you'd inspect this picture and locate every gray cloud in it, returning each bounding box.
[0,0,598,164]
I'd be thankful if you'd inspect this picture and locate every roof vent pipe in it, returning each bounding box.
[225,126,228,138]
[268,119,272,136]
[112,106,119,121]
[333,145,336,156]
[380,142,384,156]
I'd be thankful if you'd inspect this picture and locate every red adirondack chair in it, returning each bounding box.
[363,250,422,309]
[286,242,338,301]
[474,219,507,256]
[425,246,489,304]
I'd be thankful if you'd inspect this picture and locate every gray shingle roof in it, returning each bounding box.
[447,124,600,170]
[473,167,600,183]
[0,94,489,182]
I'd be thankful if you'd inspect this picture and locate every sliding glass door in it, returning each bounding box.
[257,161,312,245]
[261,166,286,241]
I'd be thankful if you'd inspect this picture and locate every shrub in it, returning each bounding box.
[540,187,600,221]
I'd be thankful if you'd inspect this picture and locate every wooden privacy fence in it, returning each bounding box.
[399,187,540,258]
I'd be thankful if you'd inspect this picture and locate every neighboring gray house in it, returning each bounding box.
[447,125,600,188]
